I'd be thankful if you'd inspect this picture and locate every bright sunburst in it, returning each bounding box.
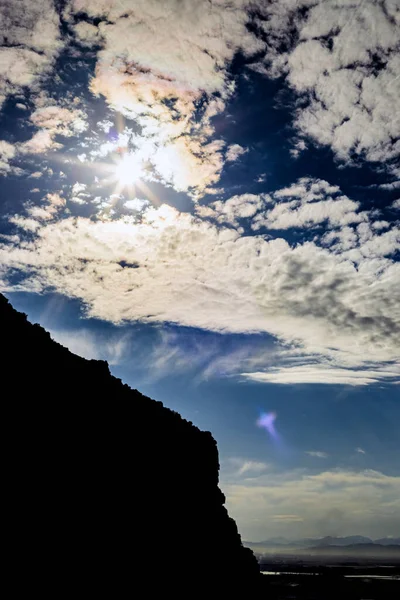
[115,153,144,187]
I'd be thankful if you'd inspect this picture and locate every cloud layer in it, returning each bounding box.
[1,178,399,384]
[222,465,400,541]
[65,0,263,195]
[0,1,62,107]
[257,0,400,174]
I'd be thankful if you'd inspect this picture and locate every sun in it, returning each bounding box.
[115,153,144,187]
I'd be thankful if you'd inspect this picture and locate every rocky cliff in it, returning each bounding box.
[1,294,260,594]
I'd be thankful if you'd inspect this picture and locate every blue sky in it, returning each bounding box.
[0,1,399,541]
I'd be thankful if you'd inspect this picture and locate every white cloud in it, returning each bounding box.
[306,451,328,459]
[257,0,400,174]
[72,182,87,195]
[222,467,400,541]
[228,458,269,477]
[253,195,366,231]
[196,193,265,228]
[356,447,366,455]
[392,199,400,209]
[65,0,263,195]
[24,192,65,222]
[29,105,87,136]
[49,328,130,366]
[0,140,16,174]
[244,365,400,386]
[226,144,248,162]
[19,104,87,156]
[200,178,369,231]
[124,198,149,212]
[19,130,60,155]
[1,184,399,384]
[0,1,62,107]
[379,181,400,191]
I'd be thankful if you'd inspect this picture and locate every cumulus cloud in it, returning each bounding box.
[0,194,399,383]
[196,193,265,228]
[253,189,367,232]
[0,0,62,107]
[226,144,248,162]
[256,0,400,174]
[0,140,16,174]
[19,104,87,155]
[222,467,400,540]
[24,192,66,222]
[199,178,368,231]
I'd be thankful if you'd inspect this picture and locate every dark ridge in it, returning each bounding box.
[1,294,260,594]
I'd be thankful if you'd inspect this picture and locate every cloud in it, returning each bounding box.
[221,467,400,541]
[253,194,367,232]
[244,365,400,386]
[65,0,263,195]
[272,514,303,522]
[49,328,130,366]
[145,327,276,383]
[306,451,328,459]
[0,0,62,107]
[200,178,368,232]
[379,181,400,191]
[356,447,366,455]
[257,0,400,175]
[196,193,265,228]
[19,104,87,155]
[228,458,269,477]
[1,187,399,384]
[0,140,16,175]
[24,192,66,222]
[226,144,248,162]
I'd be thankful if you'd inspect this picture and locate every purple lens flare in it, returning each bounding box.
[257,411,278,440]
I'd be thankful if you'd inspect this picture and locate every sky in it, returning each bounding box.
[0,0,399,542]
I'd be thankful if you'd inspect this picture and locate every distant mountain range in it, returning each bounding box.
[244,535,400,554]
[247,535,400,548]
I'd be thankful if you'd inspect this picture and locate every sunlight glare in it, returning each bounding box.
[115,153,144,186]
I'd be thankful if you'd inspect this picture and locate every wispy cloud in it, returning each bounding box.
[244,365,400,387]
[228,458,269,477]
[306,451,328,459]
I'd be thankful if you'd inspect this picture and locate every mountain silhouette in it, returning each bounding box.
[1,294,260,594]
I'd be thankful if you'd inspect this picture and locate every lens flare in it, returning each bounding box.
[257,411,278,439]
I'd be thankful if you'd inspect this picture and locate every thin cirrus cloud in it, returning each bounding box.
[228,458,269,477]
